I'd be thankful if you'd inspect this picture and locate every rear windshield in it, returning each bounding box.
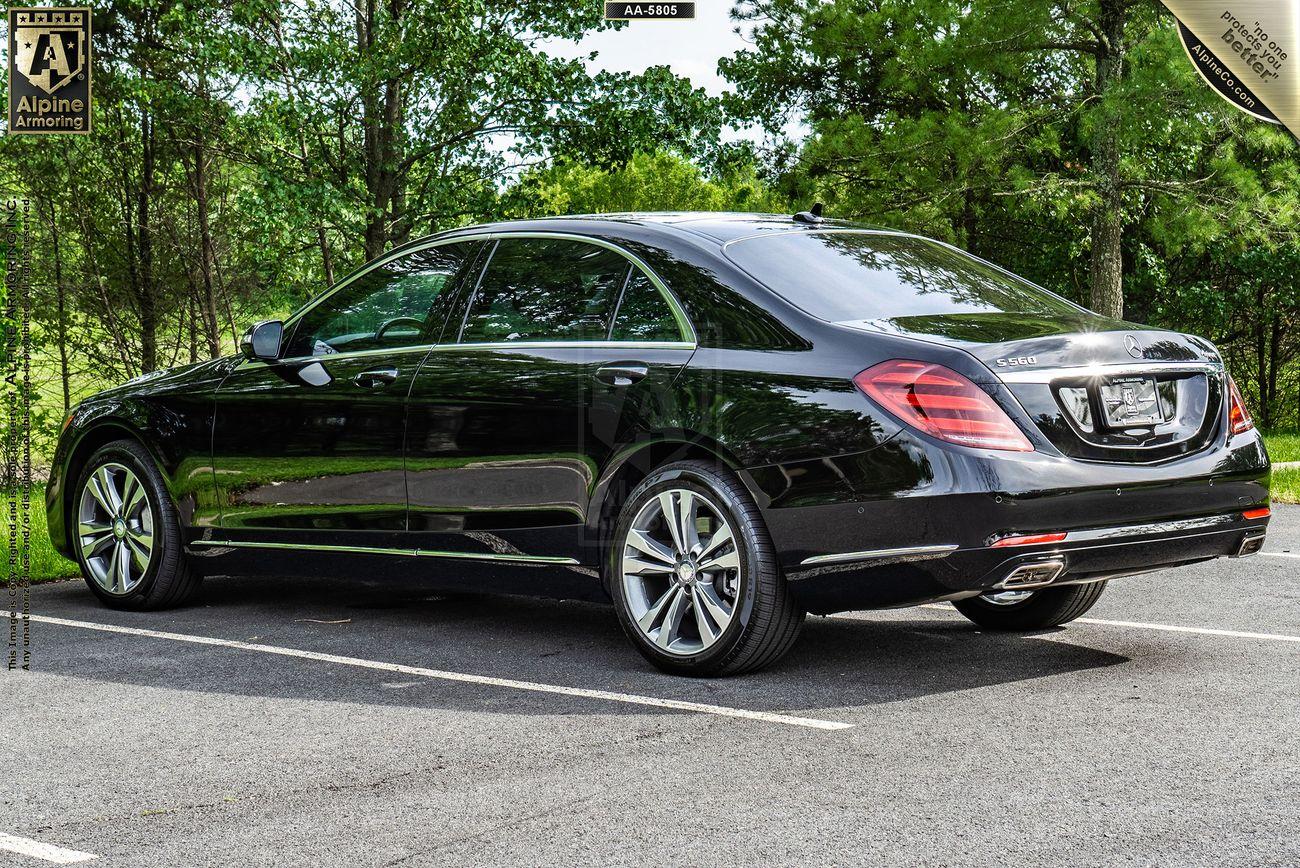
[724,231,1080,324]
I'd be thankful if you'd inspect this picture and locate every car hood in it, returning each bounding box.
[89,356,238,402]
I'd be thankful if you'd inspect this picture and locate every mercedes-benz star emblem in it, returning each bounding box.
[1124,334,1143,359]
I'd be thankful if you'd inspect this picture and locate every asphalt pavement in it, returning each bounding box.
[4,507,1299,866]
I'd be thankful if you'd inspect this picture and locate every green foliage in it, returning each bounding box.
[0,487,78,582]
[723,0,1300,424]
[502,152,790,217]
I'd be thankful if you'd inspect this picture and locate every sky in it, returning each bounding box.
[546,3,752,98]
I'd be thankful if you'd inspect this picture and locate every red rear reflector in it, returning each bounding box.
[853,360,1033,452]
[991,532,1068,548]
[1243,507,1270,520]
[1227,376,1254,435]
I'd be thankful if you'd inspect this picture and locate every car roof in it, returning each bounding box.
[433,212,898,246]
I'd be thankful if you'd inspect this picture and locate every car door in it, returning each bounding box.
[403,234,695,564]
[209,240,482,544]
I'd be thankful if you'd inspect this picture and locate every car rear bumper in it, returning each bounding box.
[783,509,1268,614]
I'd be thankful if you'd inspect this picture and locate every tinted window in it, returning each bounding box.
[286,243,474,357]
[725,232,1080,324]
[611,272,681,341]
[460,238,630,343]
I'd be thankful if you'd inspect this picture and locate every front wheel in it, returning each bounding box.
[73,439,203,610]
[952,581,1107,631]
[609,460,804,677]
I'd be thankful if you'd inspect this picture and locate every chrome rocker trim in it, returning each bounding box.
[189,539,580,566]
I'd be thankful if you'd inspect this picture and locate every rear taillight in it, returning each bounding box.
[853,360,1033,452]
[1227,376,1254,435]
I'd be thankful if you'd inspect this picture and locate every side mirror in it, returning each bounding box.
[240,320,283,361]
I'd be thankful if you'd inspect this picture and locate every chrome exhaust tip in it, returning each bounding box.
[1233,531,1266,558]
[995,559,1066,590]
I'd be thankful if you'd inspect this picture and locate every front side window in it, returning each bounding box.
[460,238,631,343]
[285,243,475,358]
[724,232,1081,325]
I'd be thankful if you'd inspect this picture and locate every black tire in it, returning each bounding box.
[72,439,203,610]
[608,459,804,676]
[952,581,1107,631]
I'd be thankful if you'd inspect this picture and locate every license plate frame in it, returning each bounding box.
[1099,376,1163,428]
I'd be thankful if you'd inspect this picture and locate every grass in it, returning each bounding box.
[1262,432,1298,504]
[1,486,79,583]
[1271,467,1300,505]
[1263,431,1300,463]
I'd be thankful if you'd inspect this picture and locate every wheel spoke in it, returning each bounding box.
[121,472,145,518]
[79,523,114,558]
[623,556,673,577]
[690,586,719,643]
[105,543,121,592]
[637,584,680,632]
[96,467,123,514]
[658,492,686,555]
[677,491,700,554]
[125,535,151,570]
[697,523,733,561]
[695,583,734,630]
[85,474,115,516]
[654,586,690,649]
[699,549,740,573]
[116,542,132,590]
[626,528,676,566]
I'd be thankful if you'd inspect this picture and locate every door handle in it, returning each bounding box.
[353,368,399,389]
[595,363,649,387]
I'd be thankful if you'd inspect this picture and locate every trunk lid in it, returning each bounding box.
[852,313,1226,463]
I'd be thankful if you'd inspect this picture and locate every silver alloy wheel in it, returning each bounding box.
[979,589,1035,606]
[78,462,154,595]
[621,488,741,656]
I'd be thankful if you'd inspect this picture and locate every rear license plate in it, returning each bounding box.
[1100,377,1162,427]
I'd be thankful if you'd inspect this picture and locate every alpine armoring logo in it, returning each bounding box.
[7,7,92,135]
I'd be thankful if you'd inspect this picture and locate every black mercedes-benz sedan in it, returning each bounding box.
[47,212,1271,675]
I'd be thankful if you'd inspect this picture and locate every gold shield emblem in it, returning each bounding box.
[13,10,86,95]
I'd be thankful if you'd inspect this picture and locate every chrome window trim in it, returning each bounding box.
[430,340,696,352]
[242,230,696,371]
[994,361,1223,385]
[235,340,697,371]
[190,538,579,566]
[799,544,958,567]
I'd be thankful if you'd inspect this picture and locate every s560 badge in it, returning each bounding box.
[996,356,1037,367]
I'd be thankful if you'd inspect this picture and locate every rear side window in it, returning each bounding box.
[724,232,1080,324]
[460,238,631,343]
[611,272,681,342]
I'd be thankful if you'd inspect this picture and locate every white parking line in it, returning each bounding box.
[916,604,1300,644]
[27,614,853,732]
[0,832,97,864]
[1262,551,1300,559]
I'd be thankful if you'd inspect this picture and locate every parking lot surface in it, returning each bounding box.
[4,507,1299,866]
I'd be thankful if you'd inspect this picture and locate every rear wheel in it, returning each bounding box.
[609,460,804,676]
[952,581,1107,631]
[73,439,202,610]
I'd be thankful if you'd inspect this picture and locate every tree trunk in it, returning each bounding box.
[190,135,222,358]
[47,198,70,411]
[137,110,158,372]
[1087,0,1127,320]
[358,0,407,260]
